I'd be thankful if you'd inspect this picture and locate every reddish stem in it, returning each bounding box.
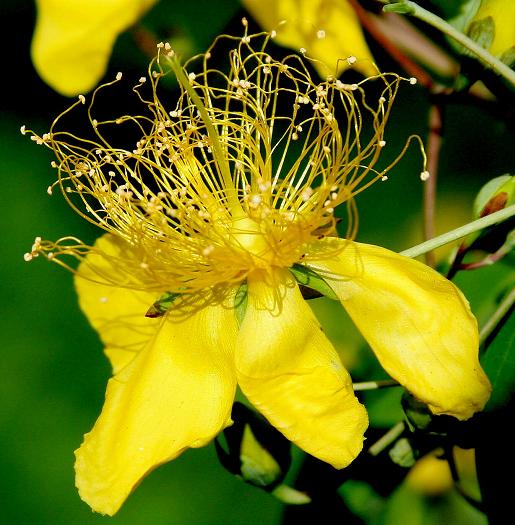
[423,101,445,267]
[347,0,434,88]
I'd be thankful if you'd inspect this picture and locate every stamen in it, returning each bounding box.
[24,31,423,292]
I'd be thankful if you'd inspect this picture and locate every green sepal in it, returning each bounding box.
[240,425,282,487]
[145,291,181,318]
[400,392,474,446]
[389,437,416,468]
[214,402,292,491]
[401,392,433,431]
[499,47,515,68]
[290,264,338,301]
[234,282,248,326]
[466,16,495,52]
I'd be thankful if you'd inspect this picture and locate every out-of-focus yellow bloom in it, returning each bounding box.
[407,447,481,499]
[31,0,157,96]
[470,0,515,57]
[24,28,490,515]
[242,0,376,77]
[406,451,453,496]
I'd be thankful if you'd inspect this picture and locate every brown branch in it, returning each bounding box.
[423,100,445,267]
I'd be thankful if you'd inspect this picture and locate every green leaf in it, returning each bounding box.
[145,291,181,317]
[380,484,426,525]
[481,307,515,412]
[290,264,338,301]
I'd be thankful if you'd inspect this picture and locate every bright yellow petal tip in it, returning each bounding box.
[73,238,238,515]
[31,0,156,96]
[308,239,491,421]
[243,0,376,78]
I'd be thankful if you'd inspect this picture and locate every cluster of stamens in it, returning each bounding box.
[23,26,426,294]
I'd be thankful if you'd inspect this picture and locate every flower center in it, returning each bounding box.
[231,215,271,259]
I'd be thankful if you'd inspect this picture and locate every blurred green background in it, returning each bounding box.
[1,1,513,524]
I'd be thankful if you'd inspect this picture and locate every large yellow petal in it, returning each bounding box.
[31,0,157,96]
[75,234,159,373]
[75,295,238,515]
[243,0,376,77]
[235,269,368,469]
[307,239,491,420]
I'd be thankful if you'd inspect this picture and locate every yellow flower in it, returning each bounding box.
[242,0,376,77]
[25,29,490,515]
[406,450,453,496]
[31,0,157,96]
[470,0,515,57]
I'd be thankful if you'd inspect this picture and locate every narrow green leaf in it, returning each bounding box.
[290,264,338,301]
[481,307,515,411]
[145,291,181,317]
[234,282,248,326]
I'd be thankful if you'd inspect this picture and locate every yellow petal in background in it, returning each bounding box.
[308,239,491,420]
[236,269,368,469]
[31,0,157,96]
[243,0,376,77]
[75,296,238,515]
[406,450,453,496]
[472,0,515,57]
[75,234,159,373]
